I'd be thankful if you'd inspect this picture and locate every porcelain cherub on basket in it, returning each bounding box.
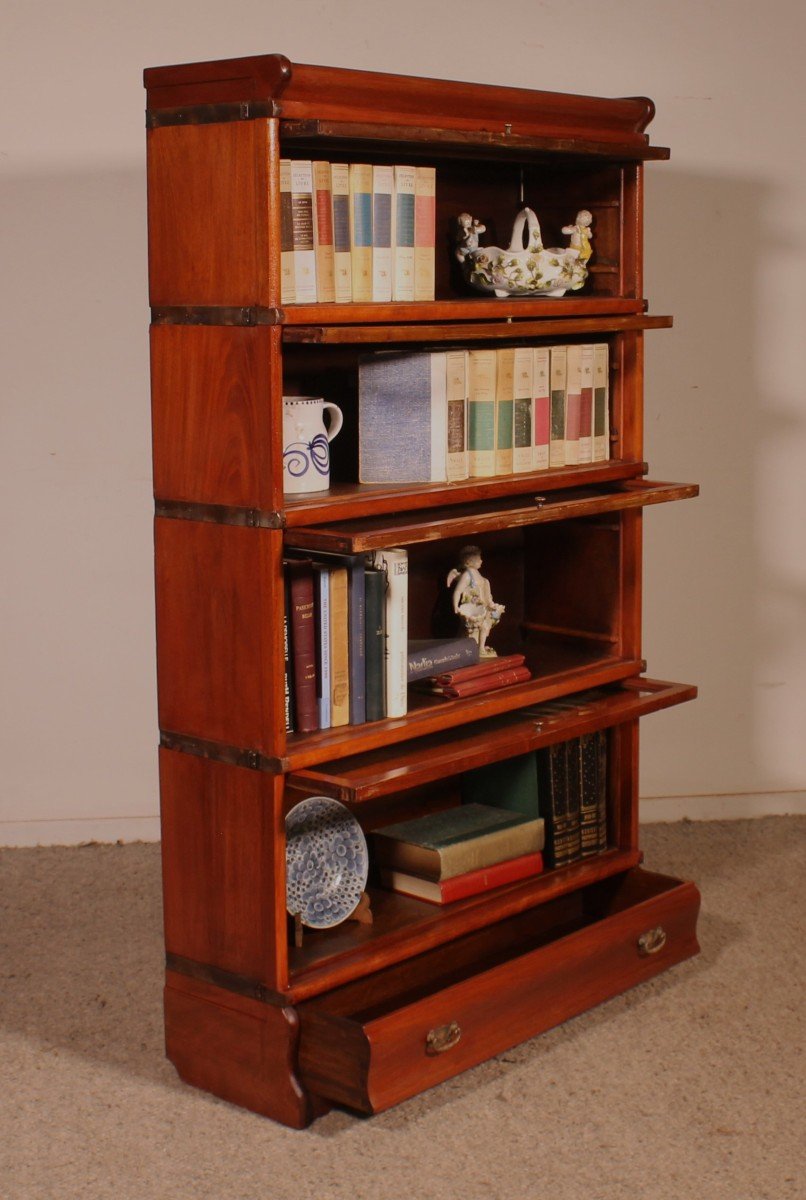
[455,206,593,298]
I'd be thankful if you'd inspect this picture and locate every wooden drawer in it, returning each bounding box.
[297,867,700,1114]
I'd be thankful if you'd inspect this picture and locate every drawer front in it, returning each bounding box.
[298,869,700,1113]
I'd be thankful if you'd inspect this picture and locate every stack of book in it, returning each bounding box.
[537,732,609,868]
[280,160,436,305]
[284,546,408,733]
[374,803,544,905]
[358,343,610,484]
[414,653,532,699]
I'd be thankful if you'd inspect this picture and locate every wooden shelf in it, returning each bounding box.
[287,847,642,1002]
[281,296,646,326]
[283,312,672,345]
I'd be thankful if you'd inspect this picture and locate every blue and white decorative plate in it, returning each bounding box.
[285,796,369,929]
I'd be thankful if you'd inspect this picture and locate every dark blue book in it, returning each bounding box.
[365,566,387,722]
[407,638,479,682]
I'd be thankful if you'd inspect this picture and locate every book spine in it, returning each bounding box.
[495,347,515,475]
[437,820,544,879]
[541,741,575,868]
[596,728,608,851]
[564,344,583,466]
[372,164,394,303]
[287,562,318,733]
[328,567,350,727]
[311,160,336,303]
[564,738,583,864]
[279,159,295,306]
[445,348,469,482]
[467,349,496,477]
[578,343,595,463]
[532,346,550,471]
[433,652,526,686]
[593,343,610,462]
[364,567,387,723]
[349,163,373,303]
[429,351,448,482]
[512,346,534,474]
[434,665,531,698]
[370,547,408,718]
[282,585,293,733]
[289,160,317,304]
[406,639,479,682]
[579,731,600,856]
[331,162,352,303]
[413,166,436,302]
[392,165,416,302]
[549,344,567,468]
[312,565,331,730]
[438,850,543,903]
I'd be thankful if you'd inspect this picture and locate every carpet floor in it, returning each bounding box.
[1,816,803,1200]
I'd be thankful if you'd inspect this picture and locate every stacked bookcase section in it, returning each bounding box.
[146,54,701,1127]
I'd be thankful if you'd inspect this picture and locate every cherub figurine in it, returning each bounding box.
[561,209,593,263]
[447,545,505,657]
[454,212,487,262]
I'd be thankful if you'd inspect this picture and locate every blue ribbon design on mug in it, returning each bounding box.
[283,433,330,478]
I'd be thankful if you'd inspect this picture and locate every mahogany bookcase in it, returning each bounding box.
[144,54,701,1127]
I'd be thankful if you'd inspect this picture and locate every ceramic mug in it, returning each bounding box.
[282,396,343,494]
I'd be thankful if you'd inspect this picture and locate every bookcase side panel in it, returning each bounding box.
[146,119,275,306]
[620,164,643,299]
[160,748,288,989]
[151,324,282,509]
[155,519,285,756]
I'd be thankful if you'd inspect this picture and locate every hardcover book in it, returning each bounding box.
[512,346,534,474]
[359,352,448,483]
[285,559,318,733]
[406,637,479,682]
[349,162,373,303]
[279,159,295,306]
[532,346,551,471]
[495,347,515,475]
[328,566,350,727]
[578,343,595,464]
[467,348,496,477]
[311,160,336,303]
[364,565,387,723]
[372,803,544,881]
[331,162,352,303]
[431,652,526,686]
[372,164,394,303]
[380,850,544,905]
[413,166,436,301]
[549,344,567,468]
[369,546,408,718]
[392,164,416,301]
[425,665,531,699]
[593,343,610,462]
[289,160,317,304]
[311,563,332,729]
[564,344,583,466]
[445,348,469,481]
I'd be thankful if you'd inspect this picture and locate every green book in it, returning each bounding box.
[372,803,544,881]
[460,752,540,818]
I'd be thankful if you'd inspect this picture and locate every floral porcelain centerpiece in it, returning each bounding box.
[455,206,593,298]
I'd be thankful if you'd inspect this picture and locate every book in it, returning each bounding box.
[431,652,526,686]
[494,347,515,475]
[579,731,599,856]
[407,637,479,682]
[285,559,318,733]
[413,166,436,301]
[532,346,551,470]
[392,164,416,301]
[311,161,336,303]
[593,343,610,462]
[311,563,331,729]
[425,665,531,699]
[538,739,582,868]
[549,344,567,468]
[461,750,540,818]
[364,565,387,723]
[331,162,352,303]
[359,351,448,484]
[596,728,608,850]
[282,583,293,733]
[289,160,317,304]
[279,159,295,306]
[578,343,595,464]
[349,163,373,303]
[445,348,469,482]
[564,344,583,466]
[467,348,496,477]
[372,803,544,880]
[512,346,534,474]
[371,164,394,303]
[369,547,408,718]
[565,738,583,863]
[380,850,544,905]
[328,566,350,727]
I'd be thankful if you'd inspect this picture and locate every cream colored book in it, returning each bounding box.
[593,343,611,462]
[392,165,416,302]
[311,161,336,303]
[279,159,295,306]
[532,346,551,470]
[467,349,497,477]
[564,344,583,466]
[494,347,515,476]
[289,160,317,304]
[372,164,394,303]
[549,344,567,469]
[369,547,408,719]
[445,348,469,481]
[413,166,436,302]
[328,567,350,727]
[512,346,534,474]
[578,343,595,464]
[349,163,373,303]
[330,162,352,303]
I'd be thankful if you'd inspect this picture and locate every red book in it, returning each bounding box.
[432,666,532,698]
[380,851,543,904]
[286,560,319,733]
[433,652,526,686]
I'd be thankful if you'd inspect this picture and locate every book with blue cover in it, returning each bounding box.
[359,351,448,483]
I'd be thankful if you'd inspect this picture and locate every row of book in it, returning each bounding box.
[358,342,610,486]
[371,730,609,905]
[280,160,436,306]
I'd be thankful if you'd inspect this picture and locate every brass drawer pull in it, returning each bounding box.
[425,1021,462,1055]
[638,926,667,956]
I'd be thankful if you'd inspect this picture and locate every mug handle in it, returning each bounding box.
[322,402,343,442]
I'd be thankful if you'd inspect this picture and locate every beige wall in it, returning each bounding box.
[2,1,804,844]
